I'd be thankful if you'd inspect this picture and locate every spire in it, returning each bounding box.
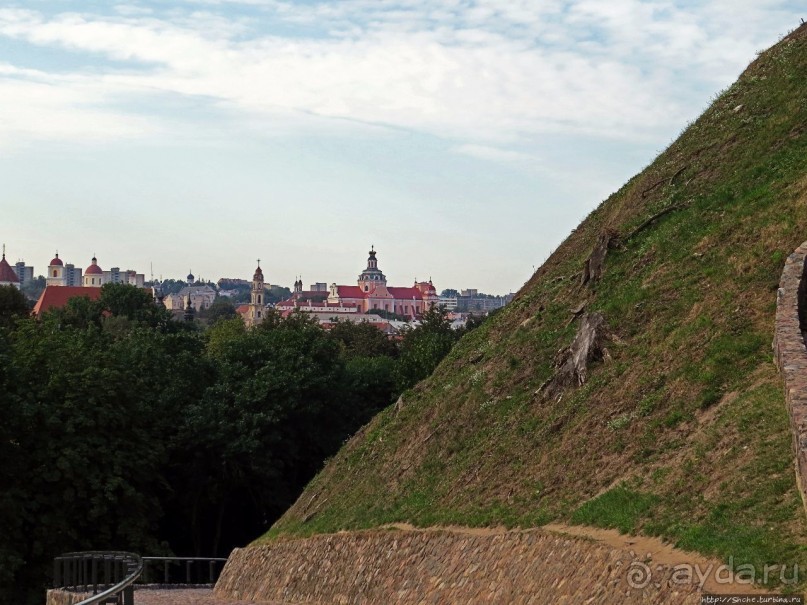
[2,243,5,260]
[358,246,385,285]
[184,295,195,321]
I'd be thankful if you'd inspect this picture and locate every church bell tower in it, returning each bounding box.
[247,260,265,327]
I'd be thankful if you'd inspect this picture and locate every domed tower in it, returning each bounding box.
[47,252,65,287]
[83,256,103,287]
[247,260,265,327]
[293,277,303,295]
[357,246,387,293]
[186,270,195,285]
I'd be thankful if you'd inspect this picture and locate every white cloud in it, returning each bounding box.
[0,1,800,151]
[453,144,542,164]
[0,63,160,148]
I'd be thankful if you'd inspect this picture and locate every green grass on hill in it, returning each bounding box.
[267,24,807,589]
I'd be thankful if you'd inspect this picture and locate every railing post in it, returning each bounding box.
[164,559,170,584]
[186,560,192,583]
[122,585,134,605]
[104,554,111,589]
[209,560,215,583]
[91,555,98,594]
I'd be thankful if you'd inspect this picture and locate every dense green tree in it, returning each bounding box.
[172,310,343,555]
[395,306,459,390]
[199,296,238,325]
[0,285,30,329]
[328,319,398,359]
[2,318,206,603]
[0,292,469,603]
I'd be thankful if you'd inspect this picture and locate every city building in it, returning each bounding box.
[12,261,33,288]
[64,264,82,286]
[163,273,216,312]
[48,253,143,288]
[437,295,458,310]
[103,267,145,287]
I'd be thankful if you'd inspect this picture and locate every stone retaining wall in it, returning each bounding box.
[773,240,807,510]
[214,528,701,604]
[46,588,90,605]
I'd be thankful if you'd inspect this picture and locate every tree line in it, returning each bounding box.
[0,284,472,604]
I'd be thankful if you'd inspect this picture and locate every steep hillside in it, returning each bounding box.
[271,24,807,577]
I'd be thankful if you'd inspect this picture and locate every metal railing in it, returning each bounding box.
[141,556,228,584]
[53,552,229,604]
[53,551,142,605]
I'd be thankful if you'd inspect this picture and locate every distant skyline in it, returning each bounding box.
[1,1,803,292]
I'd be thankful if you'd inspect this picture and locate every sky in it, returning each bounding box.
[0,1,802,293]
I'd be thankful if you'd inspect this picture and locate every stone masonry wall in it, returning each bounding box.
[46,589,90,605]
[214,528,701,604]
[773,240,807,510]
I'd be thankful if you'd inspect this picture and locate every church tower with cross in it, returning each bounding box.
[246,260,265,327]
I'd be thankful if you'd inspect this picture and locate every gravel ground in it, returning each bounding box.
[133,588,288,604]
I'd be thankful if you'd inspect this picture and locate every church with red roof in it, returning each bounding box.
[326,248,438,319]
[276,248,437,322]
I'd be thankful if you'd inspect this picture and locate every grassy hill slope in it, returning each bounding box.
[270,24,807,577]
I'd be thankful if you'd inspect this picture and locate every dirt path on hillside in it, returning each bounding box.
[381,522,771,595]
[134,587,286,605]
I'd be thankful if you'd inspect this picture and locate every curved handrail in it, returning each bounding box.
[54,551,143,605]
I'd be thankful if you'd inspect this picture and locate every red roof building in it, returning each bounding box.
[32,286,102,317]
[324,248,438,319]
[0,249,20,288]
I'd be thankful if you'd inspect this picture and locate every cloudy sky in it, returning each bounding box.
[0,1,801,292]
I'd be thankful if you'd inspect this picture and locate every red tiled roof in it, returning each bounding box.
[85,264,103,275]
[333,285,426,301]
[32,286,101,317]
[336,285,364,298]
[0,255,19,283]
[388,287,423,299]
[235,304,250,315]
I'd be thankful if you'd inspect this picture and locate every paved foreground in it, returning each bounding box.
[134,588,285,605]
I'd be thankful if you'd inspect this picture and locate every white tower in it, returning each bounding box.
[47,252,65,286]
